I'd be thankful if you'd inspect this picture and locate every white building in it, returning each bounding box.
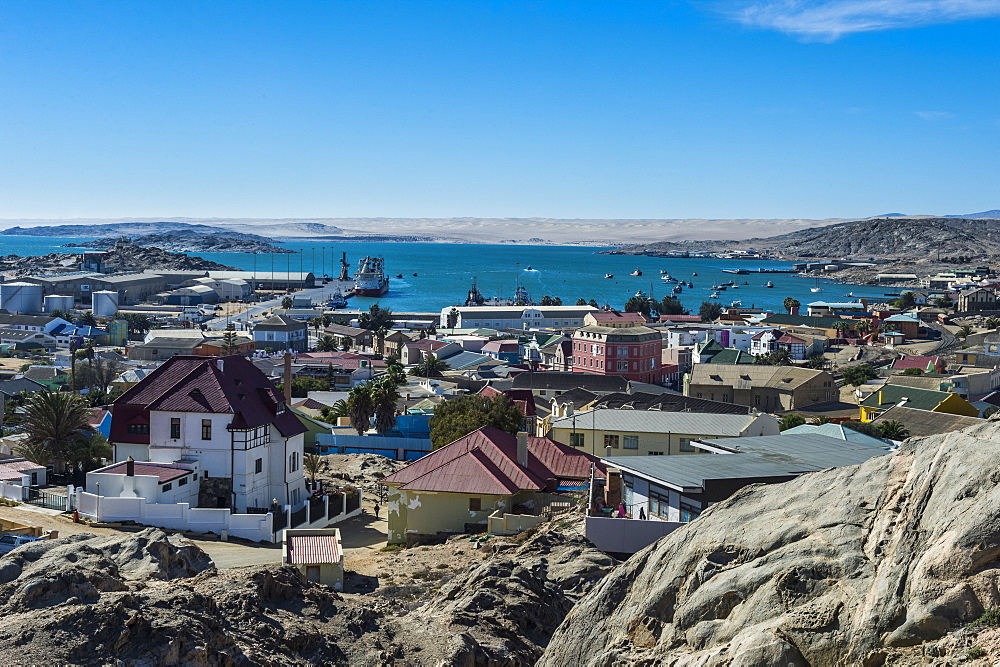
[99,354,307,512]
[252,315,309,353]
[439,305,599,331]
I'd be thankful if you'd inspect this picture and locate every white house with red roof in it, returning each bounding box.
[748,329,819,360]
[97,354,308,512]
[380,426,604,545]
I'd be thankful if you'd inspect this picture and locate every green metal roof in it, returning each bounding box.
[860,384,955,411]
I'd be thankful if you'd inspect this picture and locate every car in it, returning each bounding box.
[0,533,42,555]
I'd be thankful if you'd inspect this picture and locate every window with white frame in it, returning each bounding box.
[623,435,638,449]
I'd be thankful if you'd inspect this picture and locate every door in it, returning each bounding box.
[306,566,321,583]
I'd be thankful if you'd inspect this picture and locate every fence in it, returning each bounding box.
[584,515,684,554]
[315,433,432,461]
[76,492,275,543]
[24,487,67,512]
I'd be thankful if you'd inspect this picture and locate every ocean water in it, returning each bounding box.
[0,235,892,314]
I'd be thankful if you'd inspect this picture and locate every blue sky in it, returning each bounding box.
[1,0,997,220]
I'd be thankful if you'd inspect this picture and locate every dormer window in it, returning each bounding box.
[277,401,286,414]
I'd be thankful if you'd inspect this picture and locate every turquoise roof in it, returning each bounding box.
[782,423,887,446]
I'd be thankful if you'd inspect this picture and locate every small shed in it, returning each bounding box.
[282,528,344,590]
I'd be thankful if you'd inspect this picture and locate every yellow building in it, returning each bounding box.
[282,528,344,590]
[547,409,780,457]
[858,383,979,423]
[380,427,603,545]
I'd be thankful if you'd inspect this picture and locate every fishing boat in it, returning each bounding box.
[660,269,669,274]
[765,281,774,288]
[692,272,698,276]
[326,287,348,309]
[395,274,403,279]
[630,269,643,276]
[634,290,647,298]
[604,273,614,279]
[730,300,743,308]
[810,277,822,293]
[672,285,682,294]
[353,256,390,297]
[709,292,720,299]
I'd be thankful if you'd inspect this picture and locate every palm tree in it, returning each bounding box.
[281,296,294,310]
[375,325,390,356]
[346,384,374,436]
[855,319,872,334]
[303,453,324,486]
[316,335,338,352]
[78,310,97,327]
[409,353,450,378]
[783,297,800,314]
[985,317,1000,330]
[14,391,97,474]
[320,399,349,423]
[958,324,974,338]
[385,362,406,385]
[69,340,79,391]
[370,377,400,435]
[876,420,910,440]
[832,320,851,336]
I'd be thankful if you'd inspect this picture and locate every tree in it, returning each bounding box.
[958,324,974,338]
[855,319,872,334]
[370,377,400,435]
[779,413,806,431]
[77,310,97,327]
[895,292,916,310]
[806,354,826,370]
[385,362,406,385]
[358,304,394,332]
[934,297,953,309]
[841,364,879,386]
[346,384,374,435]
[221,323,241,355]
[783,297,800,314]
[841,420,884,439]
[755,348,792,366]
[699,301,723,322]
[540,295,554,306]
[588,299,599,308]
[282,377,329,398]
[446,308,459,331]
[900,367,924,376]
[575,298,588,306]
[122,313,152,339]
[315,335,338,352]
[375,325,390,355]
[809,415,832,425]
[303,453,324,485]
[832,320,851,336]
[552,297,562,306]
[14,391,98,473]
[409,353,450,378]
[658,296,688,316]
[985,317,1000,330]
[624,296,652,317]
[876,420,910,440]
[429,394,524,448]
[78,356,126,401]
[320,399,349,423]
[281,296,294,310]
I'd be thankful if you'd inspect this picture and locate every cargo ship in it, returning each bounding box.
[353,256,389,297]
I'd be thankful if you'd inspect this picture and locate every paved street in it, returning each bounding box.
[204,280,359,330]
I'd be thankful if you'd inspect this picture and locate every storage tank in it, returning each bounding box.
[0,282,43,314]
[43,294,75,314]
[91,290,120,318]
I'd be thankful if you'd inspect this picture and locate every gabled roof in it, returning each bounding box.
[859,383,960,411]
[871,405,984,437]
[286,533,341,565]
[688,364,830,390]
[381,426,604,494]
[550,409,766,436]
[891,355,940,370]
[588,311,646,324]
[704,348,756,365]
[254,315,307,331]
[512,372,627,393]
[406,338,450,351]
[781,423,888,447]
[111,355,306,442]
[591,391,753,415]
[762,314,845,329]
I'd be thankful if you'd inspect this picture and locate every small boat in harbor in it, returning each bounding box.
[692,272,698,276]
[731,300,743,308]
[605,273,614,279]
[396,274,403,279]
[709,292,720,299]
[660,269,669,274]
[672,285,682,294]
[631,269,643,276]
[413,273,418,277]
[765,281,774,288]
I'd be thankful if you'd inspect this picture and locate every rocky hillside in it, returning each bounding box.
[540,420,1000,666]
[613,217,1000,260]
[0,517,615,664]
[64,231,293,254]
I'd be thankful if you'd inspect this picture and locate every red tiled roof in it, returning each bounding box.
[659,315,702,323]
[475,386,537,417]
[775,333,806,344]
[893,356,941,370]
[88,408,109,427]
[110,355,306,444]
[293,398,327,411]
[482,340,519,353]
[382,426,605,495]
[406,339,449,351]
[287,533,341,565]
[590,311,646,324]
[94,461,193,483]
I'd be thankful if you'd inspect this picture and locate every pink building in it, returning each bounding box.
[571,324,663,385]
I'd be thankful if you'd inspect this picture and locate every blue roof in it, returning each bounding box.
[782,423,888,447]
[885,314,920,323]
[439,350,497,370]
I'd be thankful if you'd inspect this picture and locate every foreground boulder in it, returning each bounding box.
[540,421,1000,665]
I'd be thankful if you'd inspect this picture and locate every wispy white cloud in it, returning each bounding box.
[914,110,955,120]
[723,0,1000,41]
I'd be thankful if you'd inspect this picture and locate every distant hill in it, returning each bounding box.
[0,221,236,237]
[874,213,908,217]
[945,210,1000,219]
[613,217,1000,259]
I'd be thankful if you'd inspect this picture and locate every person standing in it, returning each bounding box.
[373,503,381,518]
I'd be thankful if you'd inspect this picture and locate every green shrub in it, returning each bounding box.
[379,544,403,553]
[970,608,1000,627]
[968,646,986,659]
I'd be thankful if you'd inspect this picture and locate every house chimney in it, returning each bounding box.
[126,455,134,477]
[516,431,529,468]
[283,352,292,403]
[217,358,224,373]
